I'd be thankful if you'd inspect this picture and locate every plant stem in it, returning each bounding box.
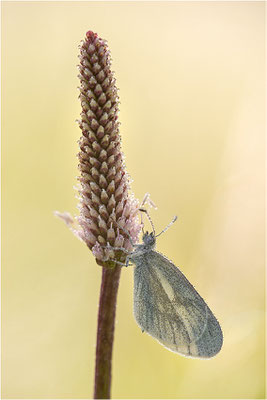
[94,264,121,399]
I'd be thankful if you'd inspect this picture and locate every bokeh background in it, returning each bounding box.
[2,1,265,399]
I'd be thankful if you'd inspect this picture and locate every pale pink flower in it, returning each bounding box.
[76,31,141,266]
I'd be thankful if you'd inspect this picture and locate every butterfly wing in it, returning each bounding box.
[133,251,223,358]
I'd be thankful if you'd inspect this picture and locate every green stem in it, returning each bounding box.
[94,264,121,399]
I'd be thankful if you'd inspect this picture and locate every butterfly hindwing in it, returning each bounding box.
[133,251,223,358]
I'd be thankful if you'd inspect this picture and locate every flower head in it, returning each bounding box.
[76,31,140,266]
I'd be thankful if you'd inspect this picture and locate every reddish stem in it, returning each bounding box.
[94,265,121,399]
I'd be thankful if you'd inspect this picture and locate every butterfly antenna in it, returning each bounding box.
[139,208,156,235]
[155,216,178,238]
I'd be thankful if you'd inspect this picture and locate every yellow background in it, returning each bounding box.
[2,1,265,398]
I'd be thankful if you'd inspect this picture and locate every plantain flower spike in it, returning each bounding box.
[76,31,140,267]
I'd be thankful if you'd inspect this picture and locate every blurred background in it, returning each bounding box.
[2,1,265,399]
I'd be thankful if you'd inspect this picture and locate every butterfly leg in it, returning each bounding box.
[100,245,131,254]
[108,258,133,267]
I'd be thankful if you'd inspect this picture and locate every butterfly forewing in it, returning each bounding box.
[133,251,223,358]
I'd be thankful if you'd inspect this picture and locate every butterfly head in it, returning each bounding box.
[142,231,156,249]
